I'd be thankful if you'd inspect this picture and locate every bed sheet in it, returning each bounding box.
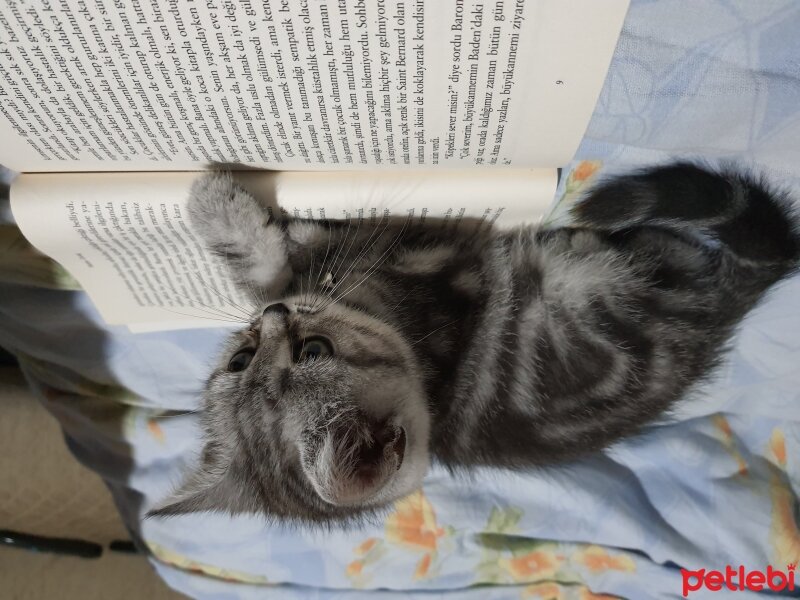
[2,1,800,598]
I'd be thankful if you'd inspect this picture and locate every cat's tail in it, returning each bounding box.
[573,162,800,280]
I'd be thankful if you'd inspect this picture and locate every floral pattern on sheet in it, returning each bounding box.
[339,499,643,593]
[475,506,572,585]
[519,582,621,599]
[711,415,749,476]
[145,493,636,596]
[346,490,457,586]
[767,428,800,566]
[570,547,635,574]
[147,541,270,585]
[541,160,603,226]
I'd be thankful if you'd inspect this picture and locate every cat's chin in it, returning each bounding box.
[302,420,429,510]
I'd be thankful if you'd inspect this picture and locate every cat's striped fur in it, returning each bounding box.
[150,163,799,524]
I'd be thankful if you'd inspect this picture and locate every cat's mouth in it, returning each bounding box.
[304,420,407,507]
[351,424,406,481]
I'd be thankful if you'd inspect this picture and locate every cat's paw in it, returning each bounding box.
[187,172,291,296]
[187,173,269,248]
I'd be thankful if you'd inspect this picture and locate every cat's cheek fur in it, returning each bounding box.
[368,369,433,507]
[367,386,432,508]
[385,409,431,502]
[298,384,432,509]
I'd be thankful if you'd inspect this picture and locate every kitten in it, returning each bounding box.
[150,163,799,524]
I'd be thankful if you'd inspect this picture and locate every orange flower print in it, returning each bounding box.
[385,490,445,552]
[414,553,432,579]
[346,492,452,584]
[769,428,787,467]
[571,161,601,183]
[354,537,378,556]
[712,415,747,475]
[767,428,800,565]
[147,419,165,444]
[146,541,268,584]
[572,546,635,573]
[770,481,800,565]
[501,550,563,581]
[521,582,564,599]
[578,587,621,600]
[346,560,364,577]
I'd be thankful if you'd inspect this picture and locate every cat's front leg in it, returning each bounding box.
[187,173,293,302]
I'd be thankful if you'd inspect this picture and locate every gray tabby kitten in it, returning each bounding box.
[150,163,799,524]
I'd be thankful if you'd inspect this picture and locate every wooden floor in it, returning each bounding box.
[0,366,185,600]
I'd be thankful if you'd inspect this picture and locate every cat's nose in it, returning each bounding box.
[262,302,290,317]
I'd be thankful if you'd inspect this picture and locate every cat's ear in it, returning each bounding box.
[146,455,258,518]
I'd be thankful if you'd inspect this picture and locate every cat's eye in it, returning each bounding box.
[228,348,255,372]
[296,337,333,362]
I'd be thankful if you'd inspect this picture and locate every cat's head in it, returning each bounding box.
[149,297,431,523]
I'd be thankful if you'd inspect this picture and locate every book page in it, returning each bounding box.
[10,169,556,329]
[0,0,628,173]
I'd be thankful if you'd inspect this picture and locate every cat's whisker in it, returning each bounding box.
[159,306,247,324]
[241,262,266,310]
[410,319,459,346]
[319,214,394,308]
[302,239,319,307]
[380,177,419,218]
[303,220,332,309]
[217,249,260,315]
[191,267,255,318]
[308,221,335,311]
[188,290,252,321]
[167,284,252,322]
[178,303,247,322]
[327,216,354,287]
[386,288,414,316]
[166,293,250,321]
[321,215,411,311]
[300,229,316,307]
[314,185,413,313]
[324,227,406,309]
[317,214,361,309]
[219,248,257,310]
[234,236,268,308]
[313,217,355,312]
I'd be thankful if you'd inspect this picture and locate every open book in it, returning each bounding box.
[2,0,629,331]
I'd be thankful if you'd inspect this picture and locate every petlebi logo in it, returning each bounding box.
[681,563,796,596]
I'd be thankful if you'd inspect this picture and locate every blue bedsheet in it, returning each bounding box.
[2,1,799,598]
